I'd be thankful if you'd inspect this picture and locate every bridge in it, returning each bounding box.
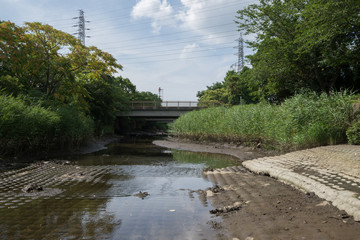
[117,101,212,122]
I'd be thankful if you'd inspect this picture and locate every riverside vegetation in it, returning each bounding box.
[1,0,360,156]
[0,21,160,157]
[175,0,360,151]
[172,91,360,151]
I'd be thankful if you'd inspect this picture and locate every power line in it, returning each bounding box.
[96,22,236,46]
[123,52,234,65]
[120,45,234,60]
[90,10,241,36]
[86,0,253,22]
[101,31,238,51]
[90,0,250,26]
[49,0,252,33]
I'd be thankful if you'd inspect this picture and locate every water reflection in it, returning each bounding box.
[172,150,240,169]
[0,170,116,240]
[0,138,238,239]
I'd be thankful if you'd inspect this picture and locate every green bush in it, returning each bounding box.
[347,121,360,145]
[0,95,94,156]
[171,91,354,151]
[54,105,94,147]
[0,95,60,154]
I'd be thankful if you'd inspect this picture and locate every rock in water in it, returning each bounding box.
[133,191,150,199]
[22,184,43,193]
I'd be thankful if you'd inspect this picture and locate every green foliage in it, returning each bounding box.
[0,21,138,156]
[54,105,94,146]
[0,21,122,111]
[236,0,360,101]
[82,75,128,134]
[0,94,94,156]
[346,99,360,145]
[197,68,256,106]
[346,121,360,145]
[197,82,223,99]
[199,88,229,105]
[0,75,24,96]
[131,91,161,102]
[172,91,354,151]
[0,95,59,151]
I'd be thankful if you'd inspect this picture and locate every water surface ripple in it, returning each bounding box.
[0,138,239,240]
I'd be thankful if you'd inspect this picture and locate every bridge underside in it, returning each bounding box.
[117,110,191,122]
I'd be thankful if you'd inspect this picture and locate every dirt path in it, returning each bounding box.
[154,139,360,240]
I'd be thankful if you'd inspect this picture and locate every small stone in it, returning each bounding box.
[316,201,330,207]
[133,191,149,199]
[22,184,43,193]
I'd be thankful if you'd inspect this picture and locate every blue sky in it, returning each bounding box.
[1,0,258,101]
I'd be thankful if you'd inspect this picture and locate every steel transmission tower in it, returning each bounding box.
[73,10,90,45]
[231,32,244,74]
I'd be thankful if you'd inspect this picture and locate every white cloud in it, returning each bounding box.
[0,0,258,101]
[180,43,199,59]
[131,0,175,33]
[176,0,239,44]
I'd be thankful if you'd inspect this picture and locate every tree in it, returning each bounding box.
[131,91,161,101]
[236,0,360,101]
[296,0,360,92]
[236,0,308,101]
[0,21,122,105]
[223,68,256,105]
[197,82,223,99]
[198,88,229,106]
[197,68,256,105]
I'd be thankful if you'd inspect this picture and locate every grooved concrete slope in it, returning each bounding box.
[242,145,360,221]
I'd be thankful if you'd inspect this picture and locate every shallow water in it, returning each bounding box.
[0,138,239,240]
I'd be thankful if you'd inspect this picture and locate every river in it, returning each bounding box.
[0,137,239,240]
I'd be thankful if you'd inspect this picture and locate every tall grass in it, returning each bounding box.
[171,91,354,151]
[0,95,94,156]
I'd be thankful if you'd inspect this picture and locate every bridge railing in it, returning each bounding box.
[129,101,219,110]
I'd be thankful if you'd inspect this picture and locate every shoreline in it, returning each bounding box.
[154,138,360,239]
[0,135,120,171]
[153,138,270,161]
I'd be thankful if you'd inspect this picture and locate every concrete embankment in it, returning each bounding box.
[243,145,360,221]
[155,140,360,221]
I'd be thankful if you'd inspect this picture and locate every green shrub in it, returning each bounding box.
[0,95,94,156]
[171,91,354,151]
[0,94,60,154]
[347,121,360,145]
[54,105,94,147]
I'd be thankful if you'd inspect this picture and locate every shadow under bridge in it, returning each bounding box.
[117,101,208,122]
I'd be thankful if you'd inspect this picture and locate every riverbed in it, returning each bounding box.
[1,138,360,240]
[0,138,240,240]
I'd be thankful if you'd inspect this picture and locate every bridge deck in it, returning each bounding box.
[129,101,209,110]
[117,101,214,121]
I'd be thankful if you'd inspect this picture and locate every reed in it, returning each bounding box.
[171,91,354,151]
[0,95,94,156]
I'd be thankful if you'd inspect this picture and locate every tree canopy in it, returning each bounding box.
[230,0,360,102]
[0,21,159,136]
[197,68,256,105]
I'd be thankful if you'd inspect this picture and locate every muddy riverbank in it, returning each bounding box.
[154,139,360,239]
